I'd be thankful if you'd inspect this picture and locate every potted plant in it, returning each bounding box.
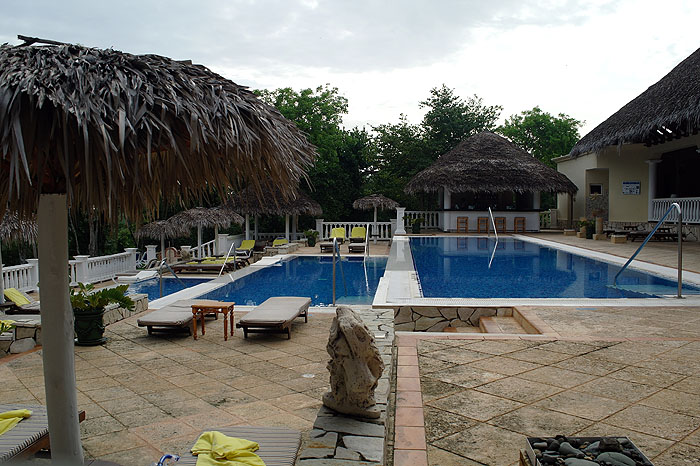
[411,217,424,234]
[304,229,319,247]
[577,219,595,239]
[70,283,134,346]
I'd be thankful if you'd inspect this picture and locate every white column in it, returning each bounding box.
[38,193,84,463]
[74,255,90,284]
[160,234,165,260]
[145,244,158,262]
[214,226,219,255]
[443,188,451,210]
[254,215,259,240]
[316,218,324,238]
[0,247,3,303]
[292,214,298,240]
[647,159,661,220]
[395,207,406,235]
[245,214,250,240]
[196,225,203,258]
[217,233,230,255]
[26,258,39,291]
[532,191,541,210]
[124,248,138,270]
[285,215,290,240]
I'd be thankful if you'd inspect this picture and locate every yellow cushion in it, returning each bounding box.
[4,288,31,306]
[350,227,366,239]
[272,239,288,247]
[238,240,255,251]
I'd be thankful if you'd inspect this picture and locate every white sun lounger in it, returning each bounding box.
[137,300,196,335]
[236,297,311,339]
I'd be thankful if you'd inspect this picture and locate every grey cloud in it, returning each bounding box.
[1,0,607,72]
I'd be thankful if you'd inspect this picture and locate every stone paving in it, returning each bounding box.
[0,310,335,464]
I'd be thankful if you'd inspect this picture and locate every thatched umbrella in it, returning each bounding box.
[353,194,399,242]
[0,211,38,303]
[0,37,315,463]
[226,185,322,240]
[405,132,578,195]
[168,206,244,256]
[135,219,190,260]
[570,47,700,157]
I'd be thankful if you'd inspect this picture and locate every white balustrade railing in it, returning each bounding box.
[404,211,440,229]
[651,197,700,223]
[193,239,217,259]
[2,262,38,292]
[315,220,393,241]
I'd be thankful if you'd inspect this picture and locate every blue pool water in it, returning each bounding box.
[410,237,700,299]
[201,256,388,306]
[128,277,211,301]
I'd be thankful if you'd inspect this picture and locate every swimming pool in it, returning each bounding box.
[410,237,700,299]
[128,277,211,301]
[200,256,388,306]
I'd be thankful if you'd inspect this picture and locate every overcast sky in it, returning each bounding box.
[2,0,700,136]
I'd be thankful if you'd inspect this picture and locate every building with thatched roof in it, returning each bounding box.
[555,47,700,227]
[406,132,577,232]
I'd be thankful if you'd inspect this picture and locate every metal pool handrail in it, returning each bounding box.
[157,259,186,298]
[218,242,237,278]
[613,202,683,298]
[487,207,499,269]
[332,238,348,305]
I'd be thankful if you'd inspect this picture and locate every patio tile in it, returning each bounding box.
[507,348,573,365]
[396,391,423,408]
[417,355,456,374]
[267,392,320,410]
[226,374,270,390]
[80,415,125,437]
[82,429,146,456]
[97,396,156,415]
[553,354,627,376]
[431,364,505,389]
[419,377,463,402]
[427,445,483,465]
[432,423,523,465]
[130,418,198,444]
[142,388,197,407]
[653,442,700,466]
[427,390,523,422]
[465,340,535,355]
[179,408,245,430]
[160,398,217,417]
[223,400,287,420]
[397,365,420,378]
[278,376,327,392]
[476,376,563,404]
[247,412,310,431]
[491,406,594,437]
[534,389,628,421]
[423,406,476,443]
[84,386,137,403]
[395,449,429,466]
[467,355,542,376]
[112,406,174,427]
[397,377,421,391]
[535,340,605,355]
[95,445,163,465]
[398,346,418,356]
[396,407,425,427]
[516,365,599,388]
[605,405,700,440]
[640,388,700,417]
[669,375,700,395]
[395,426,427,450]
[76,376,121,391]
[427,348,490,364]
[572,376,660,402]
[607,365,686,387]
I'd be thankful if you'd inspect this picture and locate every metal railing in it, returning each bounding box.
[332,238,347,305]
[614,202,683,297]
[487,207,499,269]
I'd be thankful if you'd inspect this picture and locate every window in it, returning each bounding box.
[589,184,603,195]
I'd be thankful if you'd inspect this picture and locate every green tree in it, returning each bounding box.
[256,85,369,222]
[421,85,502,156]
[498,106,583,168]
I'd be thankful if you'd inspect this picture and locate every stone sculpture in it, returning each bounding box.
[323,306,385,418]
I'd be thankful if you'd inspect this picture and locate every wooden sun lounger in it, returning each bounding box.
[137,300,196,335]
[0,404,85,462]
[177,426,301,466]
[236,297,310,339]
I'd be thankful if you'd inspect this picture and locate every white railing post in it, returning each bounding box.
[146,245,158,263]
[395,207,406,235]
[26,258,39,291]
[217,234,230,256]
[74,255,89,284]
[124,248,138,270]
[316,218,324,238]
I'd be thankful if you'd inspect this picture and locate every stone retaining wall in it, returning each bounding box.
[394,306,513,332]
[0,294,148,357]
[298,308,394,465]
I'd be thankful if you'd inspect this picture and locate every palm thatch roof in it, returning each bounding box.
[226,185,322,216]
[353,194,399,211]
[0,211,37,242]
[405,132,577,195]
[134,219,188,240]
[0,39,317,220]
[168,206,243,229]
[570,47,700,157]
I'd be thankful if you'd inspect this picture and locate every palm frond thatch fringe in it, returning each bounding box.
[353,194,399,211]
[570,47,700,157]
[405,132,578,195]
[134,219,189,240]
[168,206,243,230]
[0,211,37,242]
[0,43,317,220]
[225,185,322,216]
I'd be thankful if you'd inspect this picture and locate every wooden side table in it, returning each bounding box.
[191,300,235,341]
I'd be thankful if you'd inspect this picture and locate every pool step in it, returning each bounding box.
[479,316,527,334]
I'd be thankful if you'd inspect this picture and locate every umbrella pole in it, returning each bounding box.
[285,215,290,240]
[214,225,219,255]
[197,225,202,258]
[161,234,165,262]
[254,215,258,240]
[373,207,378,244]
[0,245,4,303]
[245,215,250,240]
[38,194,84,463]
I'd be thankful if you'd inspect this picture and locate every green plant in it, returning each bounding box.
[70,283,134,313]
[411,217,424,226]
[304,229,319,240]
[0,319,15,334]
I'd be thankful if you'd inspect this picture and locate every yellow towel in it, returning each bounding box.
[4,288,30,306]
[0,409,32,436]
[191,431,265,466]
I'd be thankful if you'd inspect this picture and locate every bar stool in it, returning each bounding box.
[514,217,526,233]
[456,217,468,233]
[477,217,489,233]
